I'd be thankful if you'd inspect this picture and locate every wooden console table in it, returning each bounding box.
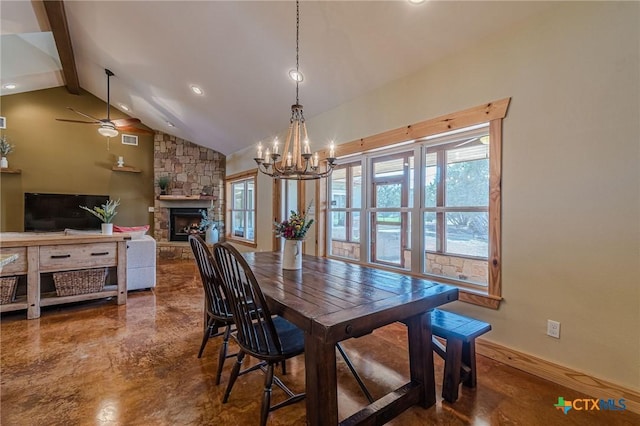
[0,233,128,319]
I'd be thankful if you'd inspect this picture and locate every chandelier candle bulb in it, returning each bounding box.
[286,152,293,167]
[257,142,263,160]
[264,149,271,165]
[312,152,319,168]
[304,139,311,154]
[329,143,335,158]
[273,139,279,155]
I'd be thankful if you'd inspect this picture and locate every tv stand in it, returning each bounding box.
[0,233,128,319]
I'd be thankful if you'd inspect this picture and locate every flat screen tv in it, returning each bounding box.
[24,193,110,232]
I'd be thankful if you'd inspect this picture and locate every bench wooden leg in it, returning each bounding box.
[462,340,477,388]
[442,338,462,403]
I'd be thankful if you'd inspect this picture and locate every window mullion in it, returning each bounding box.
[436,150,445,253]
[412,145,424,274]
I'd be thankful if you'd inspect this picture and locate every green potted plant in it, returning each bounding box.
[156,175,171,195]
[79,199,120,235]
[0,135,15,169]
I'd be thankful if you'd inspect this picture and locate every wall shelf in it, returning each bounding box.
[112,166,141,173]
[1,168,21,174]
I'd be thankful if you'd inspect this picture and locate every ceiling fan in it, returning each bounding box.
[56,69,153,137]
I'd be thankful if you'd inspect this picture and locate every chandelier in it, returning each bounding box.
[254,0,336,180]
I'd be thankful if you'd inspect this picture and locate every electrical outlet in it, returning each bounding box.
[547,320,560,338]
[148,206,155,213]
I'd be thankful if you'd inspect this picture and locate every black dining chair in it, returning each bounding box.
[213,242,305,426]
[188,234,237,385]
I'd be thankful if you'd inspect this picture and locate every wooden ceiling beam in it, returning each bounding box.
[43,0,81,95]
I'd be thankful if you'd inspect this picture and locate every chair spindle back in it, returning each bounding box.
[213,242,284,358]
[189,235,231,318]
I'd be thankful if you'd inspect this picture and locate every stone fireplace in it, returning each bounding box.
[154,132,225,259]
[169,208,206,241]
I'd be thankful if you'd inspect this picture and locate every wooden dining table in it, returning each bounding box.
[243,251,459,426]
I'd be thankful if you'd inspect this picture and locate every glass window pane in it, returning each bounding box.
[424,212,437,252]
[375,184,402,208]
[445,212,488,257]
[445,145,489,207]
[350,212,360,242]
[352,165,362,208]
[330,168,347,208]
[232,182,245,210]
[425,152,437,208]
[373,213,401,265]
[246,180,255,210]
[405,213,411,250]
[373,158,404,179]
[408,157,415,208]
[331,211,346,240]
[286,180,297,215]
[246,211,255,240]
[232,211,245,238]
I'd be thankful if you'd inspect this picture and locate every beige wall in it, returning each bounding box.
[227,2,640,390]
[0,87,155,233]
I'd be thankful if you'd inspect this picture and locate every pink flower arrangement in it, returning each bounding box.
[274,205,314,240]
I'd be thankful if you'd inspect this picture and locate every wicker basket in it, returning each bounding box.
[53,268,106,297]
[0,276,18,304]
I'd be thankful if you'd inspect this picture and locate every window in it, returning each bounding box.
[226,171,256,245]
[370,152,413,269]
[328,162,361,260]
[322,98,508,309]
[281,179,299,221]
[423,127,490,288]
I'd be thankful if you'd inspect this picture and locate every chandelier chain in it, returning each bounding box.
[295,0,300,105]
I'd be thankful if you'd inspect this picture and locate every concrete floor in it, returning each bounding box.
[1,259,638,425]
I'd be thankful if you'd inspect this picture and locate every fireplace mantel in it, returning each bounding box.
[157,195,217,201]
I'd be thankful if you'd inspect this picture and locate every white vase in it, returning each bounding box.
[0,157,7,168]
[206,227,219,244]
[101,223,113,235]
[282,239,302,270]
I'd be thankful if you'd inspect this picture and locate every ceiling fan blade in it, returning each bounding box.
[66,107,102,123]
[112,118,141,127]
[117,125,154,135]
[55,118,100,124]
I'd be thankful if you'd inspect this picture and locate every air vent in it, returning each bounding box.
[122,134,138,146]
[0,116,6,129]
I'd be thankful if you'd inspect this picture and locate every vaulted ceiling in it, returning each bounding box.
[0,1,555,155]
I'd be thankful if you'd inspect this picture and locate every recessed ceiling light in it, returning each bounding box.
[288,69,304,82]
[166,121,176,127]
[408,0,426,4]
[119,103,130,112]
[2,83,17,90]
[190,85,204,95]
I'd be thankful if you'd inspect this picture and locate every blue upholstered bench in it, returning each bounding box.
[431,309,491,402]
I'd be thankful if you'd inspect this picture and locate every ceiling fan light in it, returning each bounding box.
[98,124,119,138]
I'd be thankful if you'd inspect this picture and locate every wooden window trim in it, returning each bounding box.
[226,169,257,247]
[322,98,509,309]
